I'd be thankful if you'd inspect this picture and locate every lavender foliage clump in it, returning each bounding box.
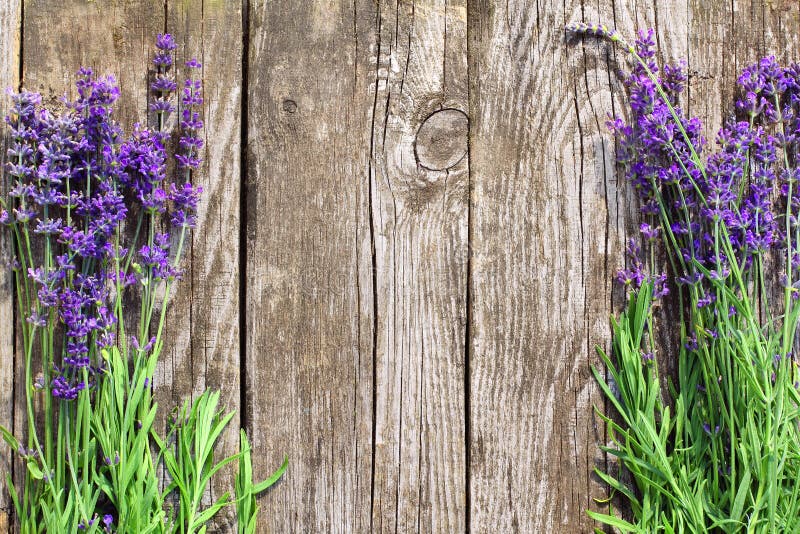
[0,34,209,533]
[3,57,202,401]
[608,32,800,295]
[0,31,285,534]
[570,23,800,532]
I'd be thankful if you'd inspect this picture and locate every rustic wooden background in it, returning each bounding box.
[1,0,799,532]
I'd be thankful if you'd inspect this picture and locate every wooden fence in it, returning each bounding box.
[1,1,798,532]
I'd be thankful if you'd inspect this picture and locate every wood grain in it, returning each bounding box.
[159,2,244,530]
[245,1,375,531]
[0,2,20,529]
[466,0,648,531]
[369,1,468,532]
[22,1,163,124]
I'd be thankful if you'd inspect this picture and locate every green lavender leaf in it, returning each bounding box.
[253,455,288,494]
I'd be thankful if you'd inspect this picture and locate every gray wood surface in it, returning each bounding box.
[4,0,800,532]
[369,1,468,532]
[245,1,375,531]
[468,2,614,530]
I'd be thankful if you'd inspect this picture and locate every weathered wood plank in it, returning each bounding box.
[369,1,468,532]
[0,2,20,530]
[467,0,634,530]
[159,2,244,531]
[245,1,375,531]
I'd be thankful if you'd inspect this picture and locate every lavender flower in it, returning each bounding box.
[170,181,203,228]
[640,222,660,240]
[566,22,634,52]
[0,32,225,534]
[1,35,204,402]
[170,58,204,229]
[153,34,177,68]
[597,28,800,314]
[175,60,204,171]
[616,239,646,288]
[578,25,800,530]
[150,34,178,118]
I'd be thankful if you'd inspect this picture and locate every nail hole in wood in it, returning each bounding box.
[282,99,297,113]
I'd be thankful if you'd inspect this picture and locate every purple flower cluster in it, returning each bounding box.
[77,513,113,531]
[616,239,669,298]
[150,33,178,117]
[601,30,800,306]
[2,35,203,400]
[173,58,204,227]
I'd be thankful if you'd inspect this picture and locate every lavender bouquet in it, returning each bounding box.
[0,35,285,533]
[569,24,800,532]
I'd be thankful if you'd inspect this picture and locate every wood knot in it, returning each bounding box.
[282,99,298,113]
[414,108,468,171]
